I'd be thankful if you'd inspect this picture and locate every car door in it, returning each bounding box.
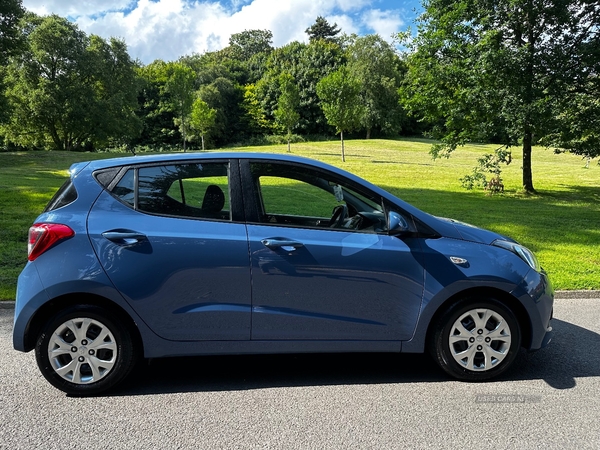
[243,160,425,341]
[87,159,252,341]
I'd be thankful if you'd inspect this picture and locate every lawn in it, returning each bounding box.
[1,139,598,300]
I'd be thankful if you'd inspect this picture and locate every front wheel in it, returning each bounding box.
[35,305,136,396]
[429,298,521,381]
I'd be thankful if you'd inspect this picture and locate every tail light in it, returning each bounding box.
[28,223,75,261]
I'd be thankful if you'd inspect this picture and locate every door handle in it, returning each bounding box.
[102,230,147,246]
[261,238,304,252]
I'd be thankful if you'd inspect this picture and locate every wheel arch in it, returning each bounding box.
[23,293,144,356]
[425,287,532,351]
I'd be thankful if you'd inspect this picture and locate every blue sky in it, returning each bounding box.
[21,0,422,63]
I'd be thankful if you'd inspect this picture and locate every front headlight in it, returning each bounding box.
[492,239,541,271]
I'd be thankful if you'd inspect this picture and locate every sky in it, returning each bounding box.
[21,0,422,64]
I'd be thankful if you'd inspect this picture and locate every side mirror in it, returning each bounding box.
[388,211,409,235]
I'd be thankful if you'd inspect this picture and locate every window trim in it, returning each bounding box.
[103,159,245,223]
[243,159,389,234]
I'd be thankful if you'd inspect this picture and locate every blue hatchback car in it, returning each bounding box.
[14,153,554,395]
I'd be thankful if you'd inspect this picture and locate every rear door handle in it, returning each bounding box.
[261,238,304,252]
[102,230,147,246]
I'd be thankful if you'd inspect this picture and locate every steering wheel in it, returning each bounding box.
[329,204,348,228]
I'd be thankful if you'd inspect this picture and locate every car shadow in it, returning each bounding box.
[506,318,599,389]
[109,318,599,397]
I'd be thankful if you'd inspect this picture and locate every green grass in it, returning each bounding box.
[1,139,598,300]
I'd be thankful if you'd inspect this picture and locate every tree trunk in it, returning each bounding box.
[522,129,535,193]
[522,5,536,194]
[182,113,186,152]
[48,124,62,150]
[366,128,371,140]
[341,130,345,162]
[201,134,205,151]
[287,126,291,152]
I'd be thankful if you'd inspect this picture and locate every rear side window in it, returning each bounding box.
[43,180,78,212]
[112,169,135,206]
[110,163,231,220]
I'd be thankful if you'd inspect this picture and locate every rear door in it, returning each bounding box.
[87,159,252,341]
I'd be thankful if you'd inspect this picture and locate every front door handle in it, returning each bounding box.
[102,230,147,246]
[261,238,304,252]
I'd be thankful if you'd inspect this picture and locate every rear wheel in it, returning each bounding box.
[35,305,136,396]
[430,298,521,381]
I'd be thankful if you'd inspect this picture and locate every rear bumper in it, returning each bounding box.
[13,262,49,352]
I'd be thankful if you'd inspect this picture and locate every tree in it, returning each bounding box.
[164,62,196,151]
[316,66,364,161]
[0,0,25,126]
[189,97,216,150]
[346,34,405,139]
[179,50,245,86]
[542,92,600,161]
[274,73,300,152]
[242,83,273,136]
[86,35,142,148]
[228,29,273,61]
[197,76,245,147]
[305,16,341,43]
[134,60,181,149]
[227,30,273,83]
[3,14,141,150]
[400,0,600,193]
[256,40,344,135]
[0,0,24,64]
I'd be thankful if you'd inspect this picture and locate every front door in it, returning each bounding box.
[245,161,425,341]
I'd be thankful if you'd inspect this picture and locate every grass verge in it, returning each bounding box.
[0,139,598,299]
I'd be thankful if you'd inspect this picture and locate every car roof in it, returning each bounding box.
[78,152,330,171]
[73,151,381,193]
[76,152,393,203]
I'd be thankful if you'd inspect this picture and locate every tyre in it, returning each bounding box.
[429,298,521,381]
[35,305,136,396]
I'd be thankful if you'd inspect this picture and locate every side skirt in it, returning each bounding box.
[143,339,403,358]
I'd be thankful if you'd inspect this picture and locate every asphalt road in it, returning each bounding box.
[1,297,599,449]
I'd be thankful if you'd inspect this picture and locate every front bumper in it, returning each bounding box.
[513,268,554,351]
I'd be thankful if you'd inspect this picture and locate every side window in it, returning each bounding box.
[166,176,229,213]
[43,179,78,212]
[250,162,387,233]
[112,169,135,206]
[111,163,230,220]
[259,176,339,218]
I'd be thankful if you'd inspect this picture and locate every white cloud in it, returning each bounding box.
[22,0,416,63]
[75,0,362,63]
[77,0,229,62]
[361,8,405,41]
[335,0,372,12]
[23,0,134,17]
[328,14,360,37]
